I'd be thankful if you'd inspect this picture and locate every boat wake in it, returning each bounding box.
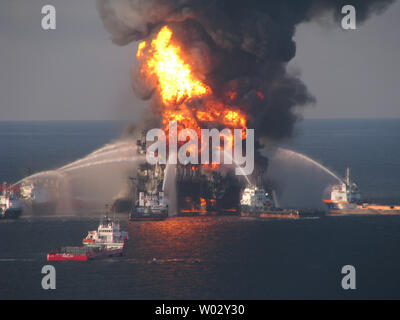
[0,258,35,262]
[126,258,202,265]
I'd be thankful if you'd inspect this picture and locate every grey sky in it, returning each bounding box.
[0,0,399,121]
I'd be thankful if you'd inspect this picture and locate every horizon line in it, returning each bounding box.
[1,117,400,122]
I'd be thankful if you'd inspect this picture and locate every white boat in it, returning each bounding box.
[0,183,22,219]
[82,215,129,250]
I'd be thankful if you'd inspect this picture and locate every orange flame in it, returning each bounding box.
[137,41,147,58]
[137,26,248,168]
[142,26,210,105]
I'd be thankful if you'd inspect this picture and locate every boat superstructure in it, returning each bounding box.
[240,186,274,208]
[83,215,128,249]
[240,186,300,219]
[0,183,22,219]
[20,181,57,215]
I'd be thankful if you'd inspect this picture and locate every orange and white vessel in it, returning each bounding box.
[47,216,129,261]
[323,168,400,216]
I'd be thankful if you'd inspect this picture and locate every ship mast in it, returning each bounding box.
[346,167,350,186]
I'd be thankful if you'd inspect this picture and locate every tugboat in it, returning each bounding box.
[323,167,400,215]
[0,183,22,219]
[47,215,129,261]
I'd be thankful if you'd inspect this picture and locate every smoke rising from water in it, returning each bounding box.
[97,0,393,142]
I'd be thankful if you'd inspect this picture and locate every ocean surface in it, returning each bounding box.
[0,119,400,299]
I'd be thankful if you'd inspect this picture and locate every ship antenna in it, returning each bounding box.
[105,204,109,218]
[346,167,350,186]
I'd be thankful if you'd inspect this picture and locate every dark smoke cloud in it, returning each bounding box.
[97,0,394,140]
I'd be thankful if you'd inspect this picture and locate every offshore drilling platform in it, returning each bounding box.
[108,25,260,218]
[112,130,245,218]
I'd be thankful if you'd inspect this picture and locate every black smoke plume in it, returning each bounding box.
[97,0,394,141]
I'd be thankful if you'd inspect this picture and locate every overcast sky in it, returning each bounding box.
[1,0,399,121]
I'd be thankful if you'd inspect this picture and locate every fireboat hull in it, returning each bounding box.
[240,206,300,219]
[241,211,300,219]
[327,209,400,216]
[323,200,400,216]
[241,207,325,219]
[129,209,168,221]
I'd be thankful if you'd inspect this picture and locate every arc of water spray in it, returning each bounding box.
[59,144,137,171]
[89,140,134,155]
[15,140,143,184]
[61,157,144,173]
[14,170,67,186]
[162,163,170,191]
[276,148,342,183]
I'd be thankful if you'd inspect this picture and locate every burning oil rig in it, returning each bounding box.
[175,163,243,215]
[107,24,277,217]
[112,130,245,217]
